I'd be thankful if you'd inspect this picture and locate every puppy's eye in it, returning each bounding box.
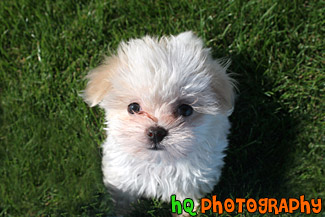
[177,104,193,117]
[128,103,141,114]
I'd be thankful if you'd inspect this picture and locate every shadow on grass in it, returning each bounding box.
[215,52,298,201]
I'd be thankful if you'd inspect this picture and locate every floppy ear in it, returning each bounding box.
[209,60,236,116]
[83,56,119,107]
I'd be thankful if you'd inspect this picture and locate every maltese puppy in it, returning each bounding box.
[83,31,234,215]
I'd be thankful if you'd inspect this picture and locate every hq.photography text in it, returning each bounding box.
[171,195,322,216]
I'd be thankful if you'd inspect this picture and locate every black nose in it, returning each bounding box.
[147,126,168,144]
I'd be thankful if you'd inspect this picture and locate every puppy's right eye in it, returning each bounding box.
[177,104,193,117]
[128,103,141,114]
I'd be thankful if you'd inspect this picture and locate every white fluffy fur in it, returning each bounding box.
[84,31,234,214]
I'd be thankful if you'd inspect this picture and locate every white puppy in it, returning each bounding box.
[84,31,235,215]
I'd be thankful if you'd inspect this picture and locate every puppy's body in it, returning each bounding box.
[84,32,234,214]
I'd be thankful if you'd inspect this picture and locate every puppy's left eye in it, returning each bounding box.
[128,103,141,114]
[177,104,193,117]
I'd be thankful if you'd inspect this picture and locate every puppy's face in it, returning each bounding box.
[84,32,234,163]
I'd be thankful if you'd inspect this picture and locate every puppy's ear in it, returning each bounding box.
[83,56,119,107]
[210,61,235,116]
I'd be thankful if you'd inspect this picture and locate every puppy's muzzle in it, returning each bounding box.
[147,126,168,150]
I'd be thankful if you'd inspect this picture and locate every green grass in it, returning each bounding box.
[0,0,324,216]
